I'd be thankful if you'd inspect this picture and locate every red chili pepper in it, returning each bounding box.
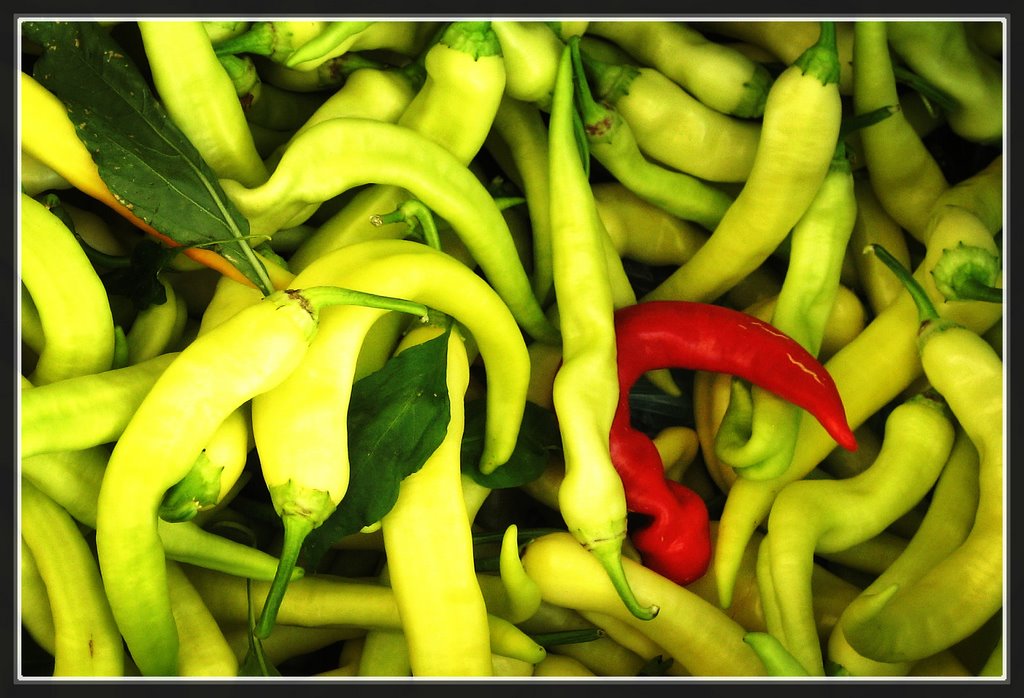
[609,300,858,586]
[615,301,857,452]
[609,404,712,585]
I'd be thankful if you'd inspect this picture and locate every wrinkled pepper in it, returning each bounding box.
[608,300,857,586]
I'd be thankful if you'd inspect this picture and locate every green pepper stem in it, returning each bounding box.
[293,285,431,320]
[946,278,1003,303]
[930,242,1002,303]
[575,38,639,106]
[254,512,316,639]
[793,21,840,86]
[892,64,958,114]
[213,22,275,56]
[530,628,605,647]
[839,104,898,139]
[589,539,659,621]
[867,243,940,323]
[437,21,500,59]
[370,199,443,252]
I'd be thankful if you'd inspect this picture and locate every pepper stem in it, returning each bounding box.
[866,243,940,323]
[254,512,316,639]
[930,241,1002,303]
[294,285,432,320]
[530,628,605,647]
[793,21,840,86]
[370,199,443,252]
[437,21,500,59]
[589,538,659,621]
[213,21,275,56]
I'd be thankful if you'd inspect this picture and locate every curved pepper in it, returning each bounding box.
[609,388,711,586]
[608,300,858,586]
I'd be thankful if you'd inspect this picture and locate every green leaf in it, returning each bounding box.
[301,327,453,569]
[99,238,176,311]
[23,20,274,296]
[460,399,561,489]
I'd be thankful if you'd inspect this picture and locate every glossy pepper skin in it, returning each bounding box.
[614,301,857,452]
[609,300,858,585]
[610,372,711,586]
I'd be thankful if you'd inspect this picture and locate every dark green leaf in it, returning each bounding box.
[301,327,452,569]
[23,21,273,296]
[460,399,561,489]
[99,238,175,311]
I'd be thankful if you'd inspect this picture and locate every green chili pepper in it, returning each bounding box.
[572,42,734,231]
[487,95,557,306]
[702,20,857,94]
[743,632,810,677]
[264,60,421,170]
[586,21,774,118]
[21,193,115,386]
[852,20,949,243]
[254,50,383,92]
[217,53,325,133]
[223,117,558,344]
[159,404,253,522]
[20,539,55,658]
[758,391,955,675]
[581,42,762,184]
[548,40,656,622]
[848,175,915,315]
[491,21,564,108]
[166,559,239,676]
[285,21,436,71]
[95,285,423,675]
[715,141,857,482]
[21,478,124,676]
[886,21,1003,143]
[286,239,532,476]
[21,443,303,584]
[20,352,177,460]
[289,21,508,269]
[496,524,543,624]
[20,148,71,195]
[521,532,765,676]
[712,158,1002,612]
[139,21,269,187]
[644,22,843,305]
[279,20,375,68]
[125,275,189,365]
[828,428,981,676]
[839,244,1003,664]
[250,240,532,640]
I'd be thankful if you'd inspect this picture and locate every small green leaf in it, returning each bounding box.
[23,21,274,296]
[460,399,561,489]
[301,327,452,569]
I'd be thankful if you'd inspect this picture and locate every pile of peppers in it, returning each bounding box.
[18,17,1005,681]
